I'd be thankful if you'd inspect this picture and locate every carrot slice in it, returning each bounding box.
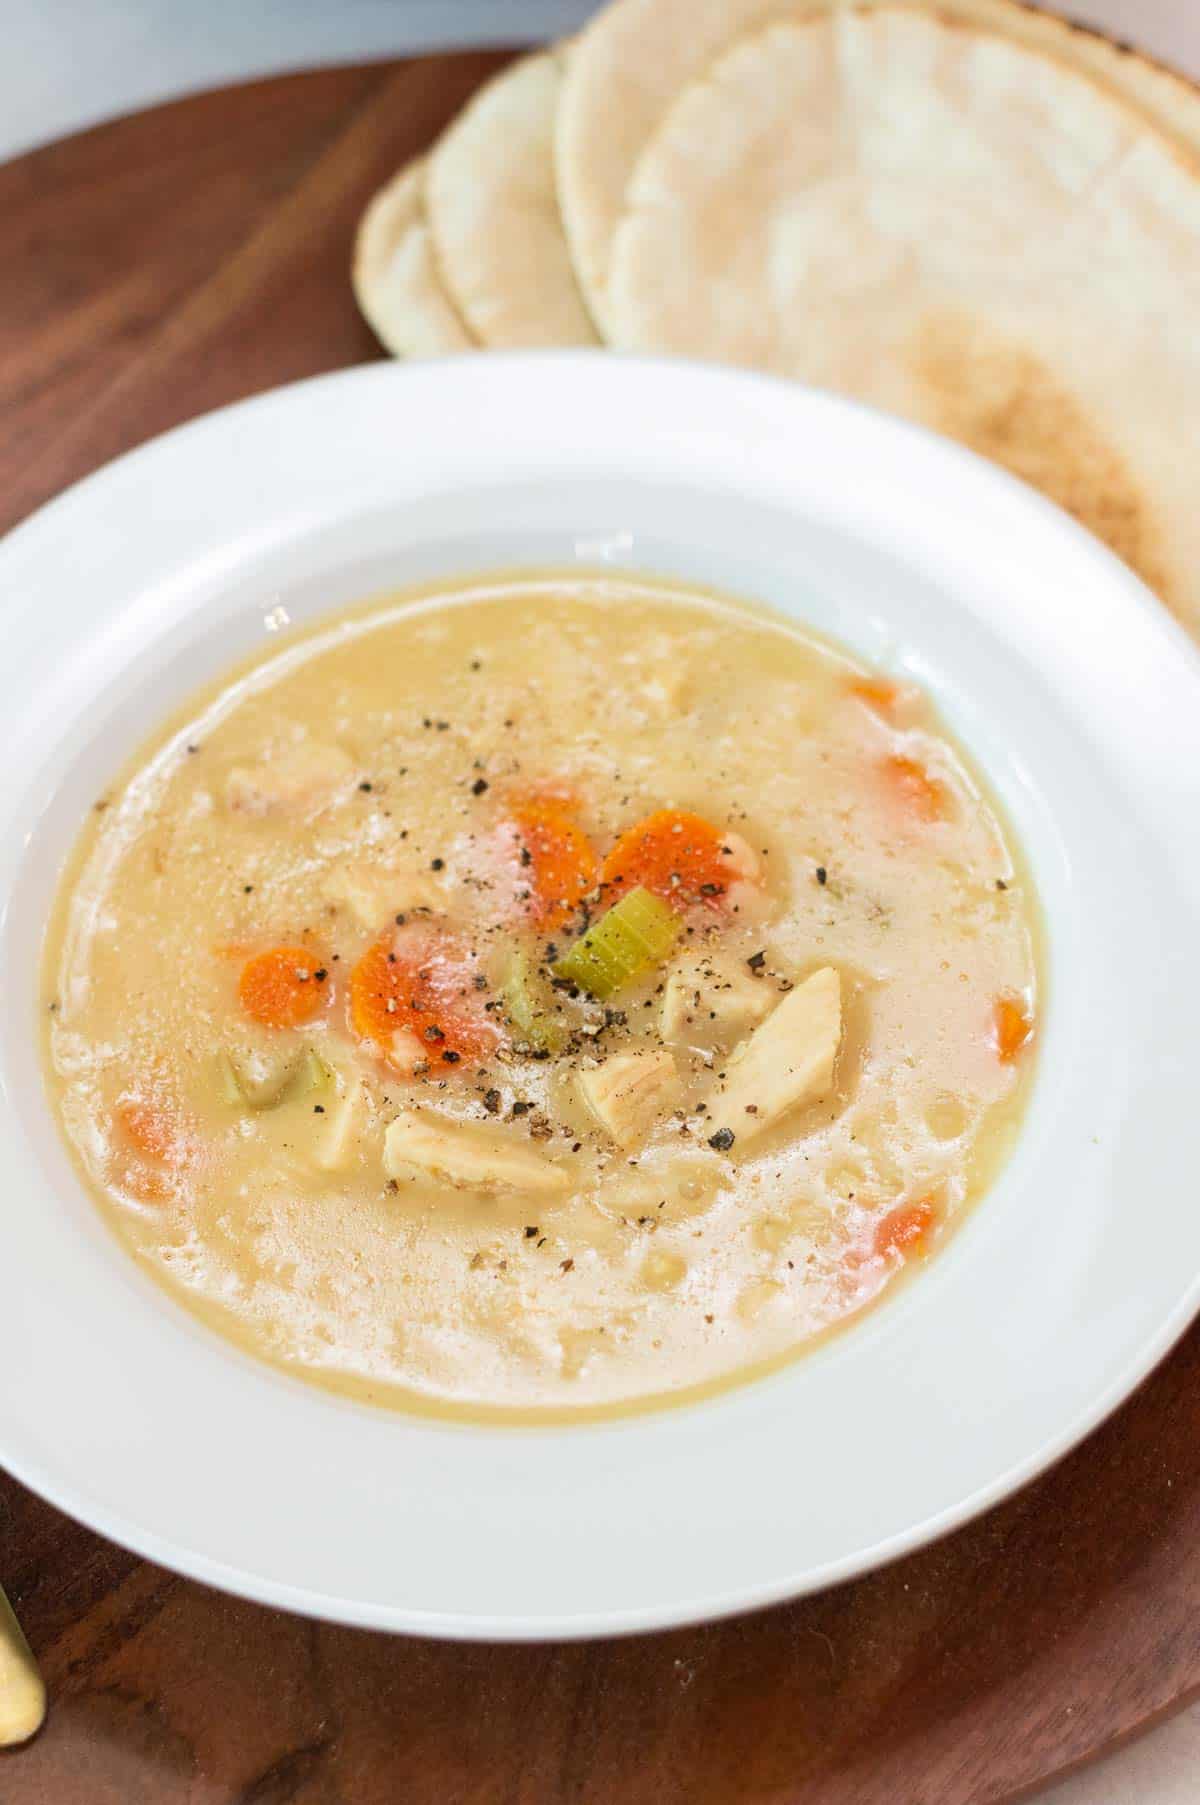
[117,1099,182,1164]
[115,1091,194,1200]
[510,800,599,930]
[880,754,951,824]
[349,926,500,1069]
[238,946,329,1029]
[848,677,900,715]
[992,995,1035,1063]
[601,809,736,913]
[874,1197,938,1261]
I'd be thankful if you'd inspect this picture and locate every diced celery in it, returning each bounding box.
[553,886,681,1000]
[291,1046,334,1098]
[214,1052,246,1108]
[501,947,566,1055]
[216,1045,333,1111]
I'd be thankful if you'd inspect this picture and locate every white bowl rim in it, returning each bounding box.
[3,352,1199,1640]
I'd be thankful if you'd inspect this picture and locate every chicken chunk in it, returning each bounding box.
[577,1048,680,1149]
[322,862,444,931]
[225,741,354,818]
[721,831,762,884]
[661,950,774,1047]
[383,1109,569,1196]
[640,670,690,718]
[316,1078,372,1172]
[703,967,842,1149]
[636,634,691,718]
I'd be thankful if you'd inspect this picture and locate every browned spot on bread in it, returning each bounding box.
[911,312,1170,603]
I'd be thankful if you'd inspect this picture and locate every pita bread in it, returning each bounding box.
[427,50,599,348]
[607,8,1200,630]
[557,0,1200,332]
[352,160,474,358]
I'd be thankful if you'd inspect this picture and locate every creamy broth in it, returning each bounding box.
[43,573,1039,1417]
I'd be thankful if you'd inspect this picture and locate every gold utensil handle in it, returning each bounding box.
[0,1585,45,1746]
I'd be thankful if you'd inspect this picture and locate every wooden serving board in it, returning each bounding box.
[3,55,1199,1804]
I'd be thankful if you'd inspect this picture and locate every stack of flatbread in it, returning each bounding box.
[353,0,1200,634]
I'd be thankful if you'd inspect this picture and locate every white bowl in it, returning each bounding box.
[2,355,1198,1640]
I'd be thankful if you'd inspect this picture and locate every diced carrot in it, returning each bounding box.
[117,1099,181,1164]
[349,925,500,1069]
[238,945,329,1028]
[601,809,737,913]
[880,754,951,824]
[874,1197,938,1261]
[849,677,900,715]
[124,1168,174,1203]
[992,995,1035,1063]
[510,800,599,930]
[115,1093,195,1202]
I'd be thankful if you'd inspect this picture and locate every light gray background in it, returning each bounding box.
[2,0,1196,162]
[3,2,1198,1799]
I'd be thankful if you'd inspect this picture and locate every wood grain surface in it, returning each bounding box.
[2,54,1199,1804]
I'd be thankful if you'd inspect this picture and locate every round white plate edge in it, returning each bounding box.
[2,354,1199,1639]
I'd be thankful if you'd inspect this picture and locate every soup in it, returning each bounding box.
[43,572,1039,1417]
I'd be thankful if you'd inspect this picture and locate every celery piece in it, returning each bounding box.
[553,886,681,1000]
[289,1046,334,1100]
[234,1058,296,1110]
[214,1052,245,1108]
[216,1045,333,1111]
[501,948,566,1055]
